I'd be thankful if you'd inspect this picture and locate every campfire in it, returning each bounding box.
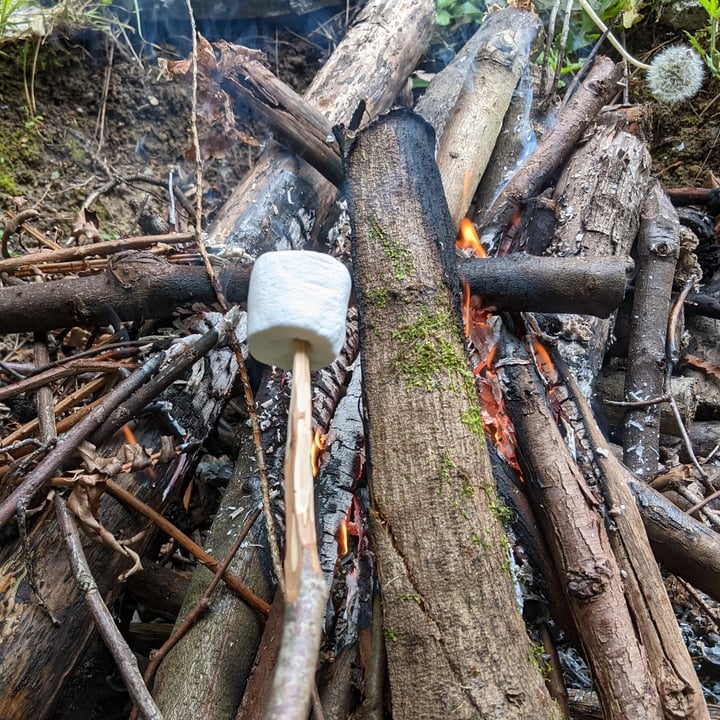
[1,1,720,720]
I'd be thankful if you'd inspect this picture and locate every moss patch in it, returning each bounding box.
[369,221,413,281]
[460,404,485,442]
[391,307,472,393]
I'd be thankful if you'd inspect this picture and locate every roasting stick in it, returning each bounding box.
[246,250,351,718]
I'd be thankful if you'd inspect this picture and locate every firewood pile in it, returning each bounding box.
[2,1,720,718]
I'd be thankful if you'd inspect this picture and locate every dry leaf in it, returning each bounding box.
[681,353,720,381]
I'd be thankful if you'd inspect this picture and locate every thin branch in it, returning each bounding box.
[54,494,163,720]
[0,351,165,531]
[182,0,284,595]
[104,479,269,615]
[128,507,262,720]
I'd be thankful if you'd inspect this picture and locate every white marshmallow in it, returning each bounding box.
[247,251,351,371]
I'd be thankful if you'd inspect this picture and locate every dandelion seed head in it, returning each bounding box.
[646,45,705,103]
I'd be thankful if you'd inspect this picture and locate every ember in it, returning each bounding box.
[337,516,349,557]
[311,427,327,477]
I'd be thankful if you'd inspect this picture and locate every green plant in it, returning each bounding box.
[435,0,485,30]
[686,0,720,80]
[573,0,705,102]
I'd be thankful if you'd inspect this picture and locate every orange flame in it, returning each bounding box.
[456,218,487,258]
[462,279,471,339]
[311,428,327,477]
[337,517,349,557]
[531,338,558,385]
[121,424,156,479]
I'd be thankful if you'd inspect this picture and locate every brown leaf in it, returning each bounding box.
[66,473,143,580]
[681,353,720,381]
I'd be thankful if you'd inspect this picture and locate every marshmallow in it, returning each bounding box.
[247,251,351,371]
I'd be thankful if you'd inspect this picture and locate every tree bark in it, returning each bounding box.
[208,0,436,254]
[623,182,680,477]
[346,109,561,719]
[497,336,665,720]
[546,106,653,398]
[415,7,542,229]
[0,252,628,333]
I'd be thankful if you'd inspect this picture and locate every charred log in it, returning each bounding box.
[346,109,560,719]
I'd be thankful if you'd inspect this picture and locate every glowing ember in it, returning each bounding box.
[121,424,157,479]
[311,428,327,477]
[456,218,487,258]
[462,280,471,339]
[337,517,349,557]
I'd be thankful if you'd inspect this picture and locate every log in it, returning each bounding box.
[152,428,273,720]
[215,42,343,186]
[346,109,561,719]
[497,335,665,720]
[208,0,436,254]
[475,56,624,249]
[545,106,653,398]
[0,252,630,333]
[415,7,542,229]
[557,353,710,719]
[623,182,680,477]
[459,254,628,317]
[629,478,720,601]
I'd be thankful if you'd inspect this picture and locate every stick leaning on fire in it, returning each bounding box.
[246,249,351,719]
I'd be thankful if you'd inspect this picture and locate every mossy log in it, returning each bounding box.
[345,109,561,719]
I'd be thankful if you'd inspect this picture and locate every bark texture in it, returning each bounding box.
[209,0,436,253]
[623,182,680,477]
[346,110,560,719]
[415,7,542,229]
[498,339,665,720]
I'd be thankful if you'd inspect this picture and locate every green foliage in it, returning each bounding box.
[541,0,643,79]
[435,0,485,29]
[686,0,720,80]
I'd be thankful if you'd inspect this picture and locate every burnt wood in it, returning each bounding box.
[0,253,629,334]
[346,108,561,719]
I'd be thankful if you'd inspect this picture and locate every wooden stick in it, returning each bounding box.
[0,253,629,334]
[415,7,542,230]
[623,182,680,477]
[497,335,665,720]
[263,339,327,719]
[284,338,321,600]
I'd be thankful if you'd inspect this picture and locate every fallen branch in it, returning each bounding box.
[476,56,624,248]
[415,7,542,229]
[54,494,163,720]
[497,335,665,719]
[623,181,680,477]
[0,253,630,333]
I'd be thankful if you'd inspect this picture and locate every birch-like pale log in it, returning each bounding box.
[416,7,542,230]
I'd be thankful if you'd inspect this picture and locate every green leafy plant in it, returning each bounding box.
[435,0,485,30]
[574,0,705,102]
[686,0,720,80]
